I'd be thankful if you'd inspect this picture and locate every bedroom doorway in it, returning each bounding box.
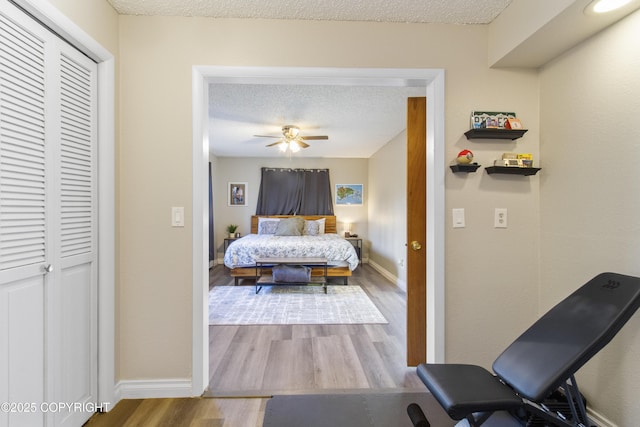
[192,67,446,395]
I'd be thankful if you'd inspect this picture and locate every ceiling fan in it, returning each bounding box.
[254,125,328,152]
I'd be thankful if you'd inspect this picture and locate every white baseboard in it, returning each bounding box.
[588,408,617,427]
[367,259,406,292]
[115,378,194,399]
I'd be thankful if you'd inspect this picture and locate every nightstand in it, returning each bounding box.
[223,238,238,270]
[223,237,237,254]
[345,237,362,262]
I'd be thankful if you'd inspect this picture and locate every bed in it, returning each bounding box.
[224,215,359,285]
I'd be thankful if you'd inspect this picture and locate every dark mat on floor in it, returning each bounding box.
[263,391,456,427]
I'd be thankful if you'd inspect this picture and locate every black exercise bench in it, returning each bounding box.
[408,272,640,427]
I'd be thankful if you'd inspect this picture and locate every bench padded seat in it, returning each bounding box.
[417,364,522,420]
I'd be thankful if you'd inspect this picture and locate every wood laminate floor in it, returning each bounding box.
[87,264,420,426]
[207,263,420,396]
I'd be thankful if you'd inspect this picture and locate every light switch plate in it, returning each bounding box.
[452,208,465,228]
[172,207,185,227]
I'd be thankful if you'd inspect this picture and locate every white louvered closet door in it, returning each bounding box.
[0,2,98,427]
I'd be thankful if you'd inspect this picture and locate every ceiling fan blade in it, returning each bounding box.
[254,134,281,138]
[295,140,310,148]
[266,141,283,147]
[300,135,328,140]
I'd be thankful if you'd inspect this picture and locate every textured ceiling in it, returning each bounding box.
[209,83,426,158]
[107,0,513,24]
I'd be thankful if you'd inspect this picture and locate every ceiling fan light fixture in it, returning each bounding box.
[256,125,327,153]
[276,140,301,154]
[282,125,300,140]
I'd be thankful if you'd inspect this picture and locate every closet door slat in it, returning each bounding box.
[59,52,95,258]
[0,12,46,271]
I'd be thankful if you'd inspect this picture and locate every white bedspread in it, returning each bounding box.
[224,233,360,271]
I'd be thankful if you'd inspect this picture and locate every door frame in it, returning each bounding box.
[192,66,446,395]
[12,0,117,407]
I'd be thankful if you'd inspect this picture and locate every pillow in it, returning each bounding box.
[258,216,279,228]
[303,220,320,236]
[258,220,280,235]
[274,217,304,236]
[316,218,326,234]
[272,265,311,283]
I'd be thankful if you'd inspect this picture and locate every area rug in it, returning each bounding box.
[208,285,388,325]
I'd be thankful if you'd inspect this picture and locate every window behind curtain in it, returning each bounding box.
[256,168,334,215]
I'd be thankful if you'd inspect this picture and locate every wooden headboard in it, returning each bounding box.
[251,215,337,234]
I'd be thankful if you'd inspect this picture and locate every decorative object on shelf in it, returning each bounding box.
[516,153,533,167]
[456,149,474,164]
[227,182,248,206]
[226,224,238,238]
[494,152,535,168]
[451,149,480,172]
[486,152,540,175]
[467,111,527,140]
[505,118,523,129]
[335,184,363,206]
[470,111,517,129]
[450,163,481,173]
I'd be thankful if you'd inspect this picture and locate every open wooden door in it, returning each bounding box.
[406,97,427,366]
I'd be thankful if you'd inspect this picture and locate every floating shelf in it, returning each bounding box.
[485,166,541,176]
[464,128,528,140]
[450,163,481,173]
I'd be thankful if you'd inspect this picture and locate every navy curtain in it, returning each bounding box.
[256,168,334,215]
[300,169,334,215]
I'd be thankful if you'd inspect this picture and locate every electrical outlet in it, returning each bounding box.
[494,208,507,228]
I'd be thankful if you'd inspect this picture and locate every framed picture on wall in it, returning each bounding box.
[335,184,363,206]
[228,182,248,207]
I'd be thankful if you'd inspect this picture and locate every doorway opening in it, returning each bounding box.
[191,67,445,395]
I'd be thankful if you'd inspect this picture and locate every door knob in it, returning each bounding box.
[44,264,54,273]
[410,241,422,251]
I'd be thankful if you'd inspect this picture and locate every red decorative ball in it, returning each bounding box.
[456,149,474,164]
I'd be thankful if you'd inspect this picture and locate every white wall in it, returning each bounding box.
[211,156,369,262]
[368,130,407,288]
[539,9,640,425]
